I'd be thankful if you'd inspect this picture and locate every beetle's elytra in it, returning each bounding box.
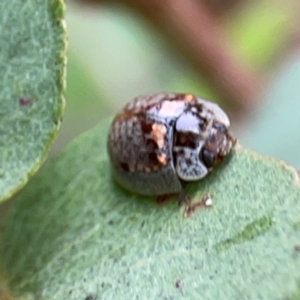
[107,93,235,196]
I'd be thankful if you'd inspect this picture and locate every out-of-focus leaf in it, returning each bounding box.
[226,0,293,69]
[0,0,67,202]
[1,120,300,299]
[50,50,115,156]
[242,52,300,169]
[66,4,219,109]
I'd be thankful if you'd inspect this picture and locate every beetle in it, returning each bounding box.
[107,93,235,201]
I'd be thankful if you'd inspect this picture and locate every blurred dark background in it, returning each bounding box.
[53,0,300,168]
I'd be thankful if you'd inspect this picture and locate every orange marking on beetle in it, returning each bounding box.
[184,94,195,102]
[151,123,167,149]
[157,153,167,165]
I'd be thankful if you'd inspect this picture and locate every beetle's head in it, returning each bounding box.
[173,101,235,182]
[199,122,235,169]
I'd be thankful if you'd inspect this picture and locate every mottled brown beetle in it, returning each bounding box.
[107,93,234,201]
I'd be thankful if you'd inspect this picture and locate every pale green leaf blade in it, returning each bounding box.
[1,119,300,299]
[0,0,67,202]
[242,53,300,169]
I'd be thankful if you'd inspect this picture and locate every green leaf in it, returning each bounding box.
[66,3,219,109]
[50,50,115,156]
[1,119,300,299]
[242,52,300,170]
[0,0,67,202]
[226,0,293,70]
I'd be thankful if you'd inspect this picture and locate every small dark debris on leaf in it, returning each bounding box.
[294,244,300,252]
[175,279,183,289]
[85,295,96,300]
[19,97,32,107]
[183,194,212,218]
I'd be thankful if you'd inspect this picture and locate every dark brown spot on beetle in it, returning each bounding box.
[204,132,219,151]
[19,97,32,107]
[185,158,192,166]
[144,139,168,170]
[120,162,129,171]
[140,119,153,135]
[174,132,197,149]
[200,148,214,169]
[148,152,159,165]
[145,139,162,168]
[145,138,158,153]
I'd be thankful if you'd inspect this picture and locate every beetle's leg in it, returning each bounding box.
[177,189,191,206]
[156,194,169,205]
[183,193,212,218]
[156,193,178,205]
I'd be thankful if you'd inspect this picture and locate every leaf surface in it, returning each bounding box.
[1,120,300,299]
[0,0,66,202]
